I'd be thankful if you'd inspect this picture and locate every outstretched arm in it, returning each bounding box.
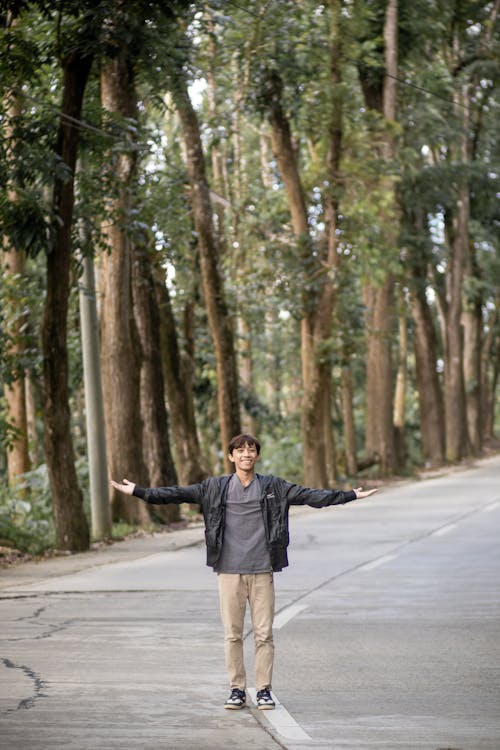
[285,480,378,508]
[111,477,206,505]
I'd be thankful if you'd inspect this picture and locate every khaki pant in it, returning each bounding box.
[217,572,275,691]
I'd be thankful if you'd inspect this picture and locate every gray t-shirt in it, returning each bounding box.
[215,473,271,574]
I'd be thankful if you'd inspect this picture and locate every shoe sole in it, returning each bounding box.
[258,704,275,710]
[224,703,245,710]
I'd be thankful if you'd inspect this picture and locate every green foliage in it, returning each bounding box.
[0,465,55,555]
[0,456,136,553]
[0,258,44,385]
[258,425,304,484]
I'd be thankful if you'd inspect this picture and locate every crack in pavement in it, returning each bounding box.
[33,618,75,640]
[1,657,48,712]
[16,605,47,622]
[5,618,75,642]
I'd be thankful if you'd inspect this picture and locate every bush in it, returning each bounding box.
[0,464,55,555]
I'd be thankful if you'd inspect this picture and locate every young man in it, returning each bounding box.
[111,433,377,711]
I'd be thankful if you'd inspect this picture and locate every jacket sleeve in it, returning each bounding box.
[282,480,356,508]
[133,482,205,505]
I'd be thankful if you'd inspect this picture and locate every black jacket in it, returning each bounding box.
[133,475,357,572]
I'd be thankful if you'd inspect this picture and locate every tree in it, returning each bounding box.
[40,13,96,550]
[155,267,207,485]
[169,59,241,470]
[99,43,150,524]
[1,95,31,484]
[405,208,445,465]
[132,240,180,521]
[1,251,31,484]
[355,0,399,475]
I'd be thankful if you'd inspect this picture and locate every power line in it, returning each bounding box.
[21,91,129,142]
[358,66,474,113]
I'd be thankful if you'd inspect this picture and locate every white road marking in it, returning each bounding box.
[482,501,500,513]
[432,523,457,537]
[248,688,312,741]
[273,604,308,630]
[359,554,398,571]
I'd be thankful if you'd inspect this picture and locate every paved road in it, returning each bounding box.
[1,455,499,750]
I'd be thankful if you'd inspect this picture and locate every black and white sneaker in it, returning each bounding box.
[256,687,275,710]
[224,688,246,710]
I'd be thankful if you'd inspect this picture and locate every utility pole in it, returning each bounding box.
[79,251,112,540]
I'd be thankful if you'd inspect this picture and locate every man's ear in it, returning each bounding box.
[228,453,235,464]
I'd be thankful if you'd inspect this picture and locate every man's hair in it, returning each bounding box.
[228,433,261,455]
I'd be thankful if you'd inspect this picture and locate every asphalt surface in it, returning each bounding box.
[1,455,499,750]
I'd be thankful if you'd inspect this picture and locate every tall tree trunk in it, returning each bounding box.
[407,213,445,465]
[100,51,149,524]
[205,13,227,254]
[2,251,30,484]
[154,269,207,485]
[483,335,499,439]
[2,89,30,483]
[480,302,498,440]
[359,0,399,475]
[1,250,30,486]
[462,75,488,455]
[363,278,397,473]
[443,181,470,461]
[229,56,257,435]
[268,63,338,486]
[171,67,241,468]
[132,243,179,522]
[40,53,92,550]
[411,292,446,465]
[340,357,357,476]
[462,295,482,455]
[207,31,257,435]
[237,317,258,436]
[393,285,408,467]
[440,34,476,462]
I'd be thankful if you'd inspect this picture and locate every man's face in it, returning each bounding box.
[228,442,259,473]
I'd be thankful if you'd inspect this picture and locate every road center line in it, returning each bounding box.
[248,688,312,741]
[273,604,308,630]
[482,501,500,512]
[359,554,398,571]
[432,523,457,537]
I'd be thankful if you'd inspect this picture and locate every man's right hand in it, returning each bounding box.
[110,478,136,495]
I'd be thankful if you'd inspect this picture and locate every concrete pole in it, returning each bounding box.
[79,253,112,540]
